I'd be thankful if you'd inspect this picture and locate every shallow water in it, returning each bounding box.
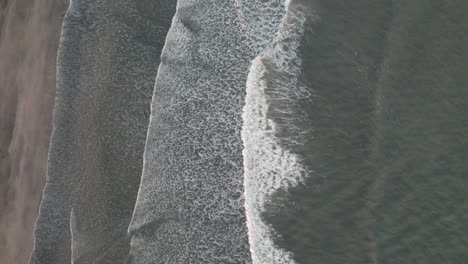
[29,0,176,263]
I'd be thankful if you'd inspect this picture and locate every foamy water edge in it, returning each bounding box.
[241,3,314,263]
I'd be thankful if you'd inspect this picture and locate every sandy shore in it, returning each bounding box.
[0,0,66,263]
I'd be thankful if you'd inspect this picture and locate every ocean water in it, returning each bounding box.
[30,0,468,263]
[260,1,468,264]
[241,2,314,263]
[127,1,290,263]
[30,0,176,263]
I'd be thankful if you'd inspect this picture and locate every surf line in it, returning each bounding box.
[241,1,316,263]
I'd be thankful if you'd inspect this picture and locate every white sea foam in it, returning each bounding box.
[285,0,292,10]
[241,4,312,264]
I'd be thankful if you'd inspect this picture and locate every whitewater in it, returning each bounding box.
[28,0,468,263]
[242,2,316,263]
[125,0,315,263]
[30,0,314,263]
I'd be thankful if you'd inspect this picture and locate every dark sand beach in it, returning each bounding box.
[0,0,66,263]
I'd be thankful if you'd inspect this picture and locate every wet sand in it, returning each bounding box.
[0,0,67,263]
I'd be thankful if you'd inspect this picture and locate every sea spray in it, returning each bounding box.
[242,2,316,263]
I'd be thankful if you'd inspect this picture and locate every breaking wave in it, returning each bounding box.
[241,3,316,263]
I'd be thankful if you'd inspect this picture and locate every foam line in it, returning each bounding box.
[241,3,312,263]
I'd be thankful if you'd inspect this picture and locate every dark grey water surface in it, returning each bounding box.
[28,1,468,263]
[265,1,468,264]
